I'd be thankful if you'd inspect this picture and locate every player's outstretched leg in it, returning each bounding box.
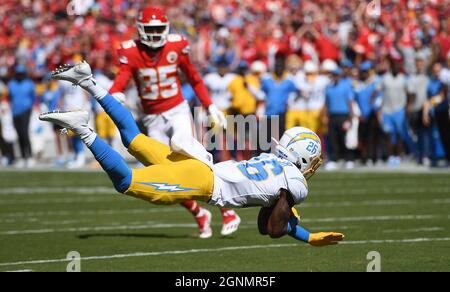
[51,61,140,148]
[39,110,132,193]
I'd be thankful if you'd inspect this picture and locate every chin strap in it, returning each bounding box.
[303,156,323,180]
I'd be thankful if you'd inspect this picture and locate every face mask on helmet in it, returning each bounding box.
[137,23,170,48]
[272,127,323,180]
[136,8,170,49]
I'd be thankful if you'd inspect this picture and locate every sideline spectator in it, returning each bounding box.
[0,80,15,166]
[377,59,410,166]
[354,61,383,165]
[323,67,355,170]
[407,57,433,165]
[41,77,64,166]
[288,60,327,134]
[425,63,450,166]
[260,55,298,143]
[7,65,35,168]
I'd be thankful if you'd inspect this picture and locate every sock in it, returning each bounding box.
[196,208,206,218]
[79,79,108,100]
[181,200,201,216]
[88,136,132,193]
[71,124,97,147]
[96,93,140,147]
[220,208,234,217]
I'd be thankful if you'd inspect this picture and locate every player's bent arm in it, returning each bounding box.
[265,189,312,242]
[265,189,295,238]
[261,190,345,245]
[109,53,134,96]
[257,205,275,235]
[179,47,213,109]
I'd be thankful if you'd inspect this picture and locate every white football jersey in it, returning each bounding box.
[59,81,87,111]
[203,72,235,111]
[210,153,308,208]
[289,73,329,111]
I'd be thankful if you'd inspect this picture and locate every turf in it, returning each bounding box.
[0,170,449,272]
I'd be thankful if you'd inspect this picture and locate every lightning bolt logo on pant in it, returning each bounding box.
[137,182,198,192]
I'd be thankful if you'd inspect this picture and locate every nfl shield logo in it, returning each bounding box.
[167,51,178,63]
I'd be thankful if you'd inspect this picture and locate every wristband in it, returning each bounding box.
[286,216,310,242]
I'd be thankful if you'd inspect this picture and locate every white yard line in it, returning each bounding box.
[0,197,122,206]
[314,187,450,196]
[0,243,297,267]
[1,186,450,204]
[304,199,413,208]
[0,214,446,236]
[382,227,444,233]
[0,181,447,196]
[0,223,260,236]
[1,197,450,221]
[0,222,188,235]
[1,237,450,268]
[0,187,116,196]
[339,237,450,244]
[300,214,444,223]
[0,207,183,219]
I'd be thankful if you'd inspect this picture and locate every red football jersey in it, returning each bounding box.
[110,34,212,114]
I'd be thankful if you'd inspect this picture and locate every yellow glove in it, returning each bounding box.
[308,232,345,247]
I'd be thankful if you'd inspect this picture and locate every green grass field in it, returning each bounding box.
[0,170,449,272]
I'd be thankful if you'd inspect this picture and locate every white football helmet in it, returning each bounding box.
[321,59,338,73]
[272,127,323,179]
[136,7,170,49]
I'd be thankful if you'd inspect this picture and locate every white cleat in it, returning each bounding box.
[67,154,86,169]
[221,210,241,236]
[1,157,9,167]
[14,159,25,169]
[324,161,338,171]
[345,161,355,170]
[51,60,95,86]
[24,158,36,169]
[39,110,90,131]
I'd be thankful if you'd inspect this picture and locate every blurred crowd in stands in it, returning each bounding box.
[0,0,449,169]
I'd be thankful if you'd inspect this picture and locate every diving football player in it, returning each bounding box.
[40,61,344,246]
